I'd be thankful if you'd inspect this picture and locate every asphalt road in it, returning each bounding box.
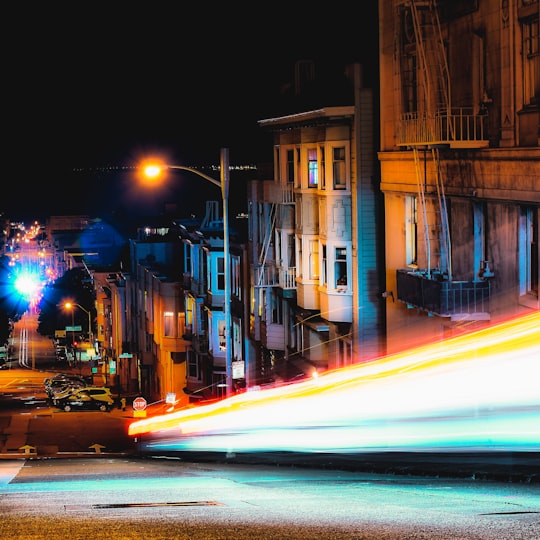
[1,456,539,540]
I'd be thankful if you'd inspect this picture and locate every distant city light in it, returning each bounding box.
[14,271,41,299]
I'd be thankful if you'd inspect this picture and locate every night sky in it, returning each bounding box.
[5,4,379,223]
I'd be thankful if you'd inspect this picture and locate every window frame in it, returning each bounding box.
[331,145,348,190]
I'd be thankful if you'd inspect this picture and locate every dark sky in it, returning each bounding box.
[5,4,379,222]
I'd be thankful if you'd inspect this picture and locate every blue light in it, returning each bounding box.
[14,271,40,299]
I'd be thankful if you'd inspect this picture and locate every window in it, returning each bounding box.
[187,351,200,380]
[270,293,282,324]
[321,244,327,286]
[320,146,326,189]
[309,240,319,280]
[286,149,295,184]
[473,201,486,278]
[405,196,418,266]
[233,318,242,362]
[163,311,174,337]
[231,254,241,299]
[335,247,348,287]
[218,319,226,351]
[296,148,301,188]
[297,236,303,279]
[522,14,539,106]
[307,148,318,188]
[332,147,346,189]
[287,233,296,268]
[519,207,539,303]
[217,256,225,291]
[183,242,192,276]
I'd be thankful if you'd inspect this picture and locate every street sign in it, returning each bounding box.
[65,325,82,332]
[132,396,147,411]
[119,353,133,358]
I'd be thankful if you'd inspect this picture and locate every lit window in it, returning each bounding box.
[309,240,319,280]
[308,148,318,188]
[405,196,418,267]
[320,146,326,189]
[163,311,174,337]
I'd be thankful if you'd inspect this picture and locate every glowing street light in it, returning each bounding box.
[64,301,92,342]
[142,148,232,396]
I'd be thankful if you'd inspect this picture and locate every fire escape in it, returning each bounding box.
[253,183,296,292]
[251,182,296,354]
[395,0,491,321]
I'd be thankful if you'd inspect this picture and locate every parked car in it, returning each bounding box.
[44,374,88,397]
[49,381,88,400]
[55,387,114,412]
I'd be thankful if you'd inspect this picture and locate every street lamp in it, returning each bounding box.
[64,301,92,342]
[142,148,232,396]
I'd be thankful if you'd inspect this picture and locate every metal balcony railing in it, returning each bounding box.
[396,269,491,320]
[253,264,297,291]
[253,263,279,287]
[397,108,489,148]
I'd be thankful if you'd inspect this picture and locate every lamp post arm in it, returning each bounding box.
[72,303,92,341]
[167,165,221,188]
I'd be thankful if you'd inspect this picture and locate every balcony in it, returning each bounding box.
[396,269,491,321]
[397,108,489,149]
[253,263,297,293]
[253,263,279,287]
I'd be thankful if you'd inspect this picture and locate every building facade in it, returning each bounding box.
[246,64,386,387]
[379,0,539,353]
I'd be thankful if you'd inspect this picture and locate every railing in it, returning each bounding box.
[279,267,297,290]
[253,263,279,287]
[397,108,489,148]
[253,264,297,290]
[396,269,491,319]
[268,183,296,204]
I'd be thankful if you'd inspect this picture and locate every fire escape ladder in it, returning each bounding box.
[409,0,452,138]
[257,203,277,287]
[428,0,451,115]
[413,146,452,279]
[413,147,432,277]
[431,147,452,280]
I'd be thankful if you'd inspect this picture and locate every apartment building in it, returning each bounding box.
[246,64,386,387]
[379,0,539,353]
[180,201,248,399]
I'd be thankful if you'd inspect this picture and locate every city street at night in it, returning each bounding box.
[0,314,539,539]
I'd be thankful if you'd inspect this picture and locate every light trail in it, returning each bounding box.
[129,311,540,454]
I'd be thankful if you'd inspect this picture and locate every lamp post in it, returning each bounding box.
[143,148,232,396]
[64,301,92,342]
